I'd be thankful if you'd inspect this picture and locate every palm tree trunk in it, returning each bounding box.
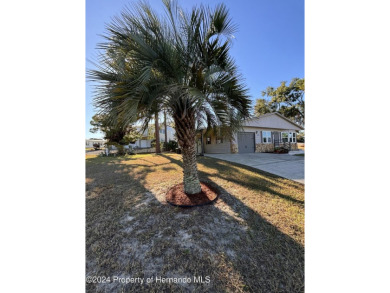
[164,110,168,150]
[174,113,201,195]
[181,142,201,194]
[155,111,161,153]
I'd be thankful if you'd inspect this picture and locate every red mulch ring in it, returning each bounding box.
[166,182,219,207]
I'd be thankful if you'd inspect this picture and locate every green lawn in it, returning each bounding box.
[86,153,304,292]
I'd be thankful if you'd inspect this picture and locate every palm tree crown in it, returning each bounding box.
[89,0,251,194]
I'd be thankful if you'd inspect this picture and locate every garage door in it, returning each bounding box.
[238,132,255,153]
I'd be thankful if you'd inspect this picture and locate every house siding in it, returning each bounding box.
[203,132,231,154]
[204,141,231,153]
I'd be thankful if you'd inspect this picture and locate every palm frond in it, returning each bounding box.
[88,0,251,135]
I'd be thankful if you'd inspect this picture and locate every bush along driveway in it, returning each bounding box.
[86,153,304,292]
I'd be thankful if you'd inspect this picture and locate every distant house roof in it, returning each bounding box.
[244,112,304,131]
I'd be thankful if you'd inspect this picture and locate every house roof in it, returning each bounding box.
[244,112,304,131]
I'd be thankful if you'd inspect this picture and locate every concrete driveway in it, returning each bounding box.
[205,153,304,184]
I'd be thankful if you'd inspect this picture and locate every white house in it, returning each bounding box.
[85,138,107,148]
[158,126,176,142]
[129,125,176,148]
[197,112,304,154]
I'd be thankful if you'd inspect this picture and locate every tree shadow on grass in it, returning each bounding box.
[159,153,304,291]
[85,154,304,292]
[199,178,304,292]
[160,154,304,206]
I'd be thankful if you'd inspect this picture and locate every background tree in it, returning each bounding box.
[89,114,141,153]
[89,0,251,194]
[89,114,127,144]
[254,98,272,115]
[255,78,305,126]
[150,112,161,153]
[297,131,304,143]
[123,128,142,144]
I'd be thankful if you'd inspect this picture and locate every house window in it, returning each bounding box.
[159,129,165,134]
[216,137,223,144]
[289,132,297,143]
[282,132,297,143]
[262,131,272,143]
[282,132,289,142]
[206,137,211,144]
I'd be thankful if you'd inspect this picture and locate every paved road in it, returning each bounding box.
[205,153,304,184]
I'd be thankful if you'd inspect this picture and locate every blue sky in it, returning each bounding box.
[86,0,304,138]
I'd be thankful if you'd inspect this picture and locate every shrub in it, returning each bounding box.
[106,142,126,155]
[126,146,135,155]
[151,140,164,150]
[274,147,289,154]
[93,143,100,150]
[165,140,178,151]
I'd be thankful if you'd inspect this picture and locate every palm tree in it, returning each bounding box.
[89,0,251,195]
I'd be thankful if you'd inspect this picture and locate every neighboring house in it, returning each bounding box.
[86,138,107,148]
[197,112,304,154]
[129,136,153,148]
[158,126,176,142]
[129,125,176,148]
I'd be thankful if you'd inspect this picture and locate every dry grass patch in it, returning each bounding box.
[86,153,304,292]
